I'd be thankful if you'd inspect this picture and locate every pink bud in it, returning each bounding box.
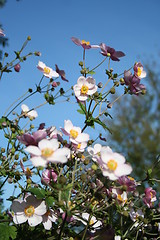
[41,169,57,185]
[14,64,21,72]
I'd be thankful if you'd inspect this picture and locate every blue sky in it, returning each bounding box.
[0,0,160,208]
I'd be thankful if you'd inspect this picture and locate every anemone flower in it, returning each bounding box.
[100,43,125,61]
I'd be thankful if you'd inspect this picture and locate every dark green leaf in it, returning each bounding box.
[77,109,85,115]
[0,223,17,240]
[27,187,46,199]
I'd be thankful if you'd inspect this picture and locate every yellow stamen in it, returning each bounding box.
[77,143,81,149]
[89,219,94,225]
[70,129,79,139]
[128,176,134,181]
[81,40,90,45]
[137,67,142,77]
[81,85,89,94]
[107,159,117,171]
[26,167,32,176]
[44,67,50,74]
[41,148,54,158]
[117,194,123,202]
[24,205,35,217]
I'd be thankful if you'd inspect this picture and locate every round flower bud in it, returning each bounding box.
[14,64,21,72]
[141,89,146,95]
[107,53,111,57]
[27,36,31,41]
[59,176,67,184]
[80,173,87,181]
[91,164,98,171]
[28,88,33,93]
[110,87,115,94]
[79,61,83,67]
[34,51,41,56]
[120,78,125,84]
[98,82,103,88]
[1,148,5,153]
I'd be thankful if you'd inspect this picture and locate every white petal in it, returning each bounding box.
[38,139,53,150]
[43,217,52,230]
[28,215,42,226]
[140,70,147,78]
[30,156,47,167]
[35,201,47,215]
[87,86,98,95]
[102,170,118,180]
[25,146,41,156]
[37,61,46,69]
[77,95,88,101]
[115,164,132,177]
[75,133,89,143]
[11,199,26,213]
[21,104,29,112]
[85,77,96,88]
[13,214,27,224]
[64,120,73,133]
[49,139,59,151]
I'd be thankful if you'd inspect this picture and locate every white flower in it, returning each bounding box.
[129,208,144,227]
[112,188,127,206]
[97,147,132,180]
[61,120,89,145]
[11,195,47,227]
[25,139,70,167]
[21,104,38,119]
[37,61,59,78]
[42,209,57,230]
[115,236,121,240]
[0,28,5,37]
[73,76,97,101]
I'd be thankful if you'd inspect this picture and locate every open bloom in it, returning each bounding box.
[71,37,99,49]
[100,43,125,61]
[11,195,47,227]
[87,143,112,162]
[143,187,157,208]
[21,104,38,119]
[42,209,57,230]
[37,61,59,78]
[55,64,68,82]
[133,62,146,79]
[129,208,144,227]
[118,176,137,192]
[91,146,132,180]
[0,29,5,37]
[25,139,70,167]
[111,188,127,206]
[74,76,97,101]
[61,120,89,145]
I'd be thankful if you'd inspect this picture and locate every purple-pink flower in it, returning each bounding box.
[55,64,69,82]
[143,187,157,208]
[118,176,137,192]
[17,130,47,146]
[71,37,99,50]
[100,43,125,61]
[41,169,57,185]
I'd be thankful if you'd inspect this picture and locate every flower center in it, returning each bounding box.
[26,167,32,176]
[107,159,117,171]
[137,67,142,77]
[81,85,89,94]
[41,148,54,158]
[70,129,79,139]
[77,143,81,149]
[44,67,50,74]
[117,194,123,202]
[89,219,94,225]
[24,205,35,217]
[81,40,90,45]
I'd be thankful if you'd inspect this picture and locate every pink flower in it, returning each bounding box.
[41,169,57,185]
[118,176,137,192]
[0,29,5,37]
[17,129,47,146]
[71,37,99,50]
[55,64,69,82]
[100,43,125,61]
[74,76,98,101]
[14,64,21,72]
[133,62,146,79]
[143,187,157,208]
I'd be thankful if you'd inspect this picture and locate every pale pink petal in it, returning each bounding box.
[64,120,73,133]
[140,71,147,78]
[38,139,53,150]
[87,86,98,95]
[28,215,43,226]
[75,133,89,143]
[21,104,29,112]
[49,139,59,151]
[115,164,132,177]
[77,76,86,87]
[85,77,96,88]
[76,95,88,101]
[102,170,118,180]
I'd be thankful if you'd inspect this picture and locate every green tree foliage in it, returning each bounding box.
[0,0,8,59]
[106,59,160,181]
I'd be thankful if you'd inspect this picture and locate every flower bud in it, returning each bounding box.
[98,82,103,88]
[34,51,41,56]
[110,87,115,94]
[14,63,21,72]
[41,169,57,185]
[27,36,31,41]
[79,61,83,67]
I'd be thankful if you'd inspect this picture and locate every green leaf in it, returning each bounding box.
[87,70,95,75]
[46,196,55,207]
[0,223,17,240]
[94,118,112,133]
[78,102,86,114]
[27,187,46,199]
[77,109,85,115]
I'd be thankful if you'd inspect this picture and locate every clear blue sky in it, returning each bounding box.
[0,0,160,208]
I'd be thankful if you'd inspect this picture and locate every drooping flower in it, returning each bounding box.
[25,139,70,167]
[55,64,69,82]
[143,187,157,208]
[61,119,89,145]
[41,169,57,185]
[11,195,47,226]
[0,29,5,37]
[37,61,59,78]
[21,104,38,119]
[42,209,57,230]
[133,62,147,79]
[17,129,47,146]
[73,76,98,101]
[71,37,99,50]
[124,70,146,95]
[118,176,137,192]
[100,43,125,61]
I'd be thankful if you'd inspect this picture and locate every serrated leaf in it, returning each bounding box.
[46,196,55,207]
[0,223,17,240]
[27,187,46,199]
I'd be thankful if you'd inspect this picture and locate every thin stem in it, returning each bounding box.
[81,214,92,240]
[88,57,107,73]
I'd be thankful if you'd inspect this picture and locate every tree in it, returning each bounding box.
[106,58,160,181]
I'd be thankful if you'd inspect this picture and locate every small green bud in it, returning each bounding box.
[15,155,19,160]
[27,179,32,184]
[93,92,99,98]
[80,173,87,181]
[84,159,90,165]
[30,124,34,129]
[123,211,129,217]
[28,88,33,93]
[91,164,98,171]
[27,36,31,41]
[87,140,94,146]
[115,81,119,87]
[4,52,8,57]
[110,87,115,94]
[120,78,125,84]
[79,61,83,67]
[107,53,111,57]
[141,89,146,95]
[59,176,67,184]
[23,157,27,162]
[23,56,27,61]
[11,128,15,133]
[80,69,85,74]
